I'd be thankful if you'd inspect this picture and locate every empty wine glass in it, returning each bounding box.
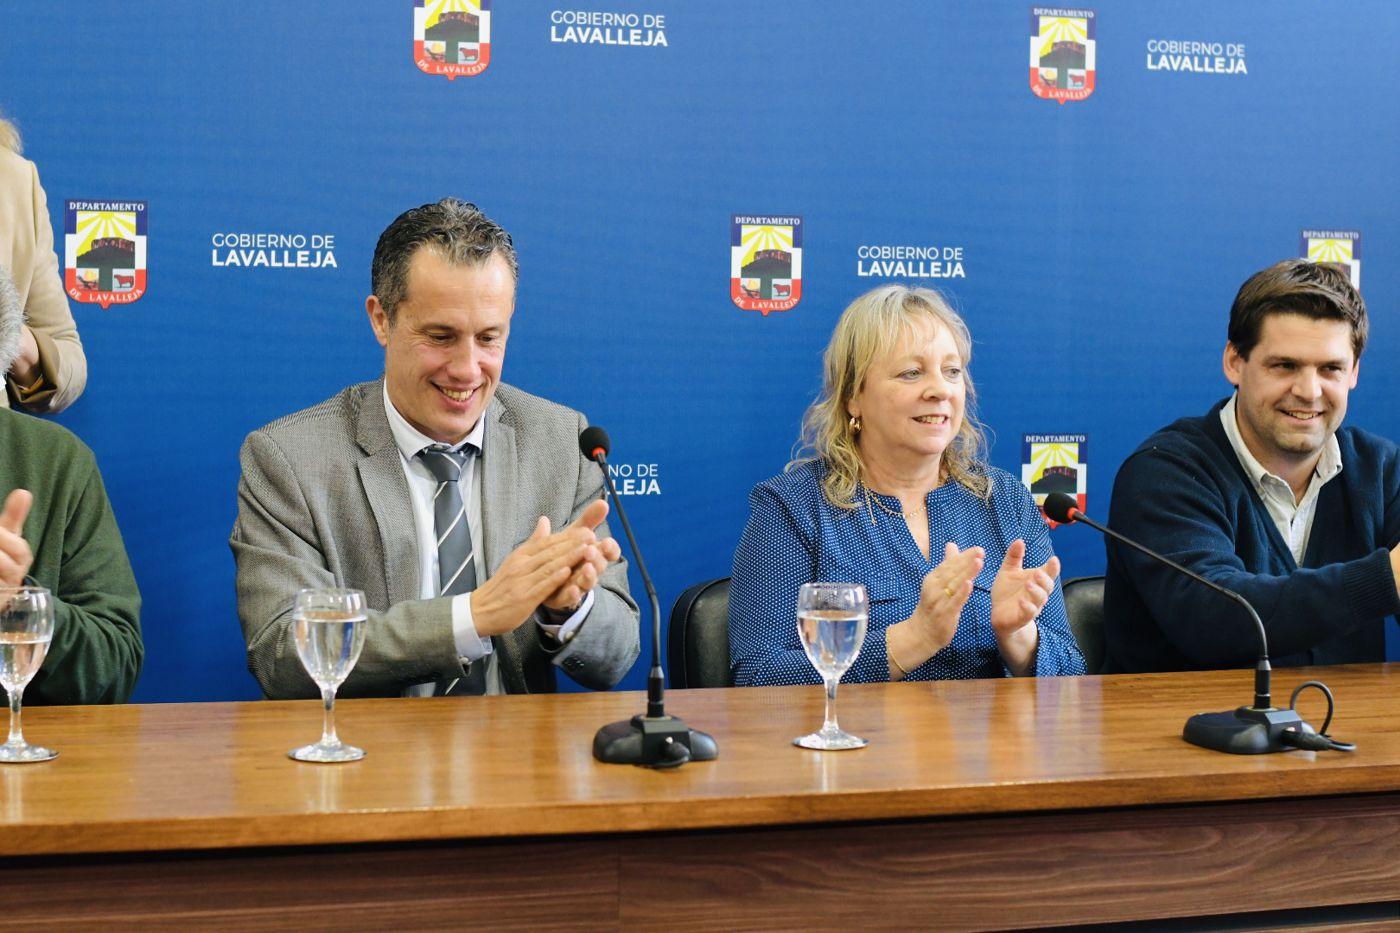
[793,582,869,751]
[0,586,56,763]
[288,588,367,763]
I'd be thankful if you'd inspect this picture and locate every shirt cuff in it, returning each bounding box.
[7,328,59,405]
[453,593,495,662]
[536,589,595,644]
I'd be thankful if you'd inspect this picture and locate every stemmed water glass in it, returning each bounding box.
[0,586,56,763]
[289,588,368,763]
[793,582,869,751]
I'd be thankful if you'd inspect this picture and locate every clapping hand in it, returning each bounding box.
[469,513,593,637]
[885,542,984,680]
[912,542,985,653]
[989,538,1059,639]
[541,498,622,614]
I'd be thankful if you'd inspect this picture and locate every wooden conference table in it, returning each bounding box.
[1,666,1400,930]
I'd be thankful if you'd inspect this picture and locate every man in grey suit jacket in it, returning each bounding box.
[232,199,639,699]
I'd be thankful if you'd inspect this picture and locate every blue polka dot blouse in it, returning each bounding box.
[729,459,1086,686]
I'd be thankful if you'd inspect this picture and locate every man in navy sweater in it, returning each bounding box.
[1105,260,1400,673]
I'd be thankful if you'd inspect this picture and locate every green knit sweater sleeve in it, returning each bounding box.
[7,410,144,705]
[30,453,143,704]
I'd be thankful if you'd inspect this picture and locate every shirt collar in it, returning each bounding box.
[382,381,486,461]
[1220,393,1342,492]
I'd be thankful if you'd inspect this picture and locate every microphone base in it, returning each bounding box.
[593,714,718,768]
[1183,705,1309,755]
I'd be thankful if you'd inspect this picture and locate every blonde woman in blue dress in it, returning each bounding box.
[730,284,1085,685]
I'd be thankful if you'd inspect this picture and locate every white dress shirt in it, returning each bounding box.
[1220,394,1343,564]
[382,384,593,696]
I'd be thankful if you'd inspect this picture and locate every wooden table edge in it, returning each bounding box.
[8,767,1400,857]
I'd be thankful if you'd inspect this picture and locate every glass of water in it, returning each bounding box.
[289,588,368,763]
[793,582,869,751]
[0,586,56,763]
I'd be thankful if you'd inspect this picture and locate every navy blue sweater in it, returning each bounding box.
[1104,399,1400,673]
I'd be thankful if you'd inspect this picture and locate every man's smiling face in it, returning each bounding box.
[368,248,514,444]
[1224,311,1359,479]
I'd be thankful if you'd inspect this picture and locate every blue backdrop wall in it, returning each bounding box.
[3,2,1396,701]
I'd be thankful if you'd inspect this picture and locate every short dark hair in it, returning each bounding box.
[1228,259,1366,360]
[370,198,518,323]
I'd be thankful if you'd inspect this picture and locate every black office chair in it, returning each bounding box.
[1061,575,1105,675]
[667,577,732,688]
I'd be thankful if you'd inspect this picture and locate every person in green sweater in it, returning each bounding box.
[0,266,141,703]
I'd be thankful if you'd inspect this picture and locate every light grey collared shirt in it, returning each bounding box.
[1220,394,1343,564]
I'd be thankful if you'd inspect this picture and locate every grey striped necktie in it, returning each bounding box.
[419,444,486,696]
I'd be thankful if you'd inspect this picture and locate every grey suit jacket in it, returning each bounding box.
[231,379,640,699]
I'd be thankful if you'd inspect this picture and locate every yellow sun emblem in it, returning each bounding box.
[1029,442,1079,484]
[424,0,479,28]
[1307,238,1354,264]
[1038,16,1088,57]
[74,211,137,255]
[739,224,793,267]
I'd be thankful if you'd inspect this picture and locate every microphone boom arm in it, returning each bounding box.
[1068,508,1271,709]
[579,427,717,767]
[1037,491,1347,755]
[593,450,666,718]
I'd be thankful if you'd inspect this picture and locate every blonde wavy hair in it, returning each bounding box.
[0,114,20,154]
[790,284,990,509]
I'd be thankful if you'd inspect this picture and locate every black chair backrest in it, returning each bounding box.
[1062,575,1105,675]
[667,577,732,689]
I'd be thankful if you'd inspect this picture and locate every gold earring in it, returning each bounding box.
[849,415,862,433]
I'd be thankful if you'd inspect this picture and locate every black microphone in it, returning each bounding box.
[579,426,717,767]
[1043,491,1334,755]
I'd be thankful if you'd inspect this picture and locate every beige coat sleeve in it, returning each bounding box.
[2,152,86,412]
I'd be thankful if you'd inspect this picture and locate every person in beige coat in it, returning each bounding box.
[0,115,86,413]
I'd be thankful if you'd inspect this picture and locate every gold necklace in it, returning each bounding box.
[862,485,926,526]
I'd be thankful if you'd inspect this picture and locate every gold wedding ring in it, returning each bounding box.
[943,585,954,599]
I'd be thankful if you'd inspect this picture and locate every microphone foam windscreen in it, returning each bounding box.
[1042,492,1078,524]
[578,425,611,461]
